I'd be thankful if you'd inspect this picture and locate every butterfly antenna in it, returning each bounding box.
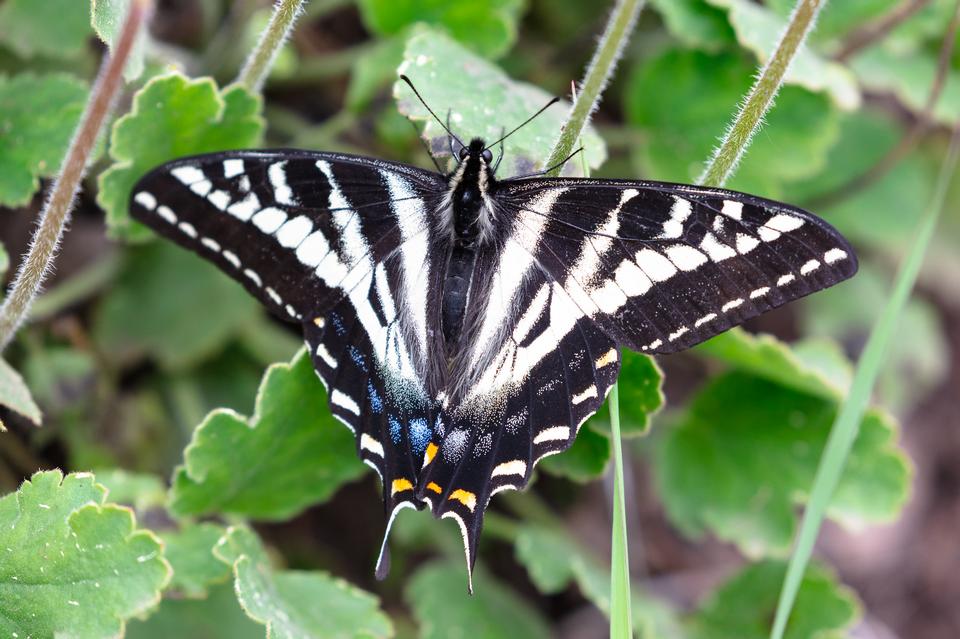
[399,74,465,149]
[483,96,561,152]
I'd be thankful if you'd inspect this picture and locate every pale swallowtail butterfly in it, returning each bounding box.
[129,80,857,592]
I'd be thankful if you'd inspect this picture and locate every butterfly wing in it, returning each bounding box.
[130,150,448,563]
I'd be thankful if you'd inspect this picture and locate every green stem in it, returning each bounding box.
[698,0,826,187]
[608,383,632,638]
[542,0,645,176]
[0,0,149,353]
[236,0,307,92]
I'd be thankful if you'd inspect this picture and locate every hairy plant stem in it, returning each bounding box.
[698,0,827,187]
[542,0,644,177]
[0,0,149,353]
[236,0,307,92]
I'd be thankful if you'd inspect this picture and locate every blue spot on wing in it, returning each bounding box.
[348,345,367,372]
[368,382,383,414]
[389,415,402,444]
[330,313,346,336]
[409,418,431,455]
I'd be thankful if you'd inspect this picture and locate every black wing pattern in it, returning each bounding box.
[131,151,856,592]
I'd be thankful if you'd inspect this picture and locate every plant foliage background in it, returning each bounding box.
[0,0,957,637]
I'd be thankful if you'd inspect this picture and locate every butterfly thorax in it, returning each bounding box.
[441,138,497,355]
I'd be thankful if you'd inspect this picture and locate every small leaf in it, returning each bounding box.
[406,560,550,639]
[169,349,366,520]
[514,525,576,594]
[0,0,91,59]
[214,526,393,639]
[653,373,910,556]
[0,470,171,638]
[591,352,664,437]
[94,468,166,512]
[0,73,88,207]
[358,0,524,59]
[396,27,607,178]
[91,0,148,81]
[539,423,611,482]
[704,0,860,109]
[127,583,263,639]
[648,0,737,51]
[0,356,42,428]
[162,522,231,598]
[93,241,259,370]
[98,73,263,240]
[688,561,859,639]
[625,48,840,196]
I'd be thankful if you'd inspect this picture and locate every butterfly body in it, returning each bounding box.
[130,139,857,591]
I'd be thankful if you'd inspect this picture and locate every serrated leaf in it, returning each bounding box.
[539,423,611,482]
[91,0,148,82]
[696,328,848,400]
[127,583,263,639]
[624,48,839,196]
[406,560,550,639]
[0,73,88,206]
[648,0,737,51]
[653,372,910,556]
[98,73,263,240]
[358,0,524,59]
[94,468,166,512]
[704,0,860,109]
[396,28,606,178]
[688,561,859,639]
[0,470,171,638]
[162,522,231,598]
[214,526,393,639]
[93,241,259,370]
[0,356,41,428]
[169,349,366,520]
[0,0,91,59]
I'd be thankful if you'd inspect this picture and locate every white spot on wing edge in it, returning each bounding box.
[777,273,796,286]
[156,206,177,224]
[721,298,744,312]
[315,343,337,368]
[223,158,244,178]
[765,214,804,233]
[171,165,204,185]
[134,192,156,210]
[533,425,570,444]
[824,248,847,264]
[694,313,717,327]
[360,433,384,456]
[201,237,221,252]
[800,259,821,274]
[491,460,527,478]
[269,161,297,205]
[332,389,360,416]
[571,385,598,405]
[177,222,197,238]
[721,200,743,220]
[750,286,770,299]
[222,250,240,268]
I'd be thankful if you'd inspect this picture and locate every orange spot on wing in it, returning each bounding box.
[448,488,477,512]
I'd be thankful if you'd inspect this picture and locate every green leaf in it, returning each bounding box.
[127,583,263,639]
[93,241,259,370]
[704,0,860,110]
[346,35,407,112]
[358,0,524,59]
[0,356,41,428]
[396,28,607,178]
[0,241,8,279]
[169,349,366,520]
[98,73,263,240]
[0,73,88,206]
[590,351,664,437]
[648,0,737,51]
[624,49,839,196]
[406,560,550,639]
[214,526,393,639]
[91,0,148,81]
[0,470,171,638]
[688,561,858,639]
[695,329,847,400]
[94,468,167,512]
[0,0,91,59]
[162,522,231,598]
[514,525,577,594]
[539,423,611,482]
[653,373,910,556]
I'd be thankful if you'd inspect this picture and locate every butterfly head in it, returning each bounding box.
[456,138,494,166]
[448,138,498,245]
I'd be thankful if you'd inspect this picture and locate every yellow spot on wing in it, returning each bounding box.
[423,442,439,468]
[448,489,477,512]
[595,348,618,368]
[426,482,442,494]
[391,478,413,495]
[313,317,325,327]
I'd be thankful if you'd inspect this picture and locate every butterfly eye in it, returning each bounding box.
[481,149,493,163]
[458,147,470,161]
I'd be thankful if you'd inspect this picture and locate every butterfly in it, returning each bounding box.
[129,76,857,591]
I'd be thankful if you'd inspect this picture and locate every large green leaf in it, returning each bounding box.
[539,424,611,482]
[0,0,91,59]
[358,0,525,59]
[127,584,263,639]
[396,28,607,178]
[653,373,910,556]
[169,349,366,520]
[406,560,550,639]
[98,73,263,240]
[0,471,171,638]
[688,561,859,639]
[93,241,259,370]
[0,73,88,206]
[214,526,393,639]
[162,523,231,598]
